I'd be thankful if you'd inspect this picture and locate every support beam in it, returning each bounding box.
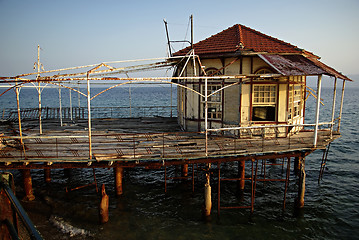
[114,166,123,196]
[15,79,26,158]
[296,160,306,208]
[181,164,188,177]
[44,169,51,183]
[203,164,212,218]
[330,77,337,138]
[86,73,92,159]
[22,169,35,201]
[313,75,322,147]
[337,80,346,132]
[238,160,245,190]
[294,156,303,175]
[99,184,109,224]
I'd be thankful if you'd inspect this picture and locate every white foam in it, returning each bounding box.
[49,215,92,237]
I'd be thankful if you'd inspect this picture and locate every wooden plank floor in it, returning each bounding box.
[0,117,339,164]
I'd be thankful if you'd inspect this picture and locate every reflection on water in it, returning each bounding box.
[3,87,359,239]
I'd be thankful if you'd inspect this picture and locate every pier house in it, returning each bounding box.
[0,22,352,234]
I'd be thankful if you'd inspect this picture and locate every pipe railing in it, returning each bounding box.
[0,121,336,162]
[0,174,43,240]
[2,106,177,121]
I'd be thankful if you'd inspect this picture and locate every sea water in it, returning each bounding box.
[1,85,359,239]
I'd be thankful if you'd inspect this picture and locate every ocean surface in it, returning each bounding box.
[1,85,359,239]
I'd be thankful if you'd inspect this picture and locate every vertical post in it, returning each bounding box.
[313,75,322,147]
[36,45,43,134]
[330,77,337,138]
[204,164,212,218]
[283,157,291,210]
[337,80,346,132]
[296,159,306,208]
[163,18,172,57]
[69,88,73,121]
[87,73,92,159]
[58,85,63,127]
[238,160,245,190]
[170,84,173,118]
[129,83,132,118]
[181,164,188,177]
[190,14,193,50]
[114,166,123,196]
[22,169,35,201]
[44,168,51,183]
[294,156,302,175]
[77,82,81,113]
[205,76,208,156]
[99,184,109,224]
[217,162,221,217]
[15,79,26,158]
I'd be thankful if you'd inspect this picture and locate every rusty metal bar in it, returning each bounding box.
[217,162,221,216]
[313,75,322,147]
[86,72,92,159]
[283,157,291,210]
[330,77,337,138]
[337,80,346,132]
[15,79,26,159]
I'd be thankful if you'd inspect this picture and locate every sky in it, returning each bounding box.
[0,0,358,86]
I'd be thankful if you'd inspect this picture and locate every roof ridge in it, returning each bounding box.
[239,24,300,51]
[237,24,244,49]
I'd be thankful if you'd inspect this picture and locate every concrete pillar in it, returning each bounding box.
[99,184,109,224]
[238,160,245,190]
[44,169,51,183]
[114,166,123,196]
[22,169,35,201]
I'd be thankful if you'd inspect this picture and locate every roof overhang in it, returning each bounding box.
[258,54,351,81]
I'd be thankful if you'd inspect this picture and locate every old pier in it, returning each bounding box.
[0,22,351,238]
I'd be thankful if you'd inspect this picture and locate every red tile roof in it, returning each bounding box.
[173,24,314,57]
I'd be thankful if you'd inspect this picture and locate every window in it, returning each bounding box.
[202,85,222,119]
[288,84,303,120]
[254,68,274,80]
[252,85,277,121]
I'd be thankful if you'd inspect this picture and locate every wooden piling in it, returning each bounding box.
[294,156,302,175]
[114,166,123,196]
[44,169,51,183]
[203,169,212,217]
[22,169,35,201]
[181,164,188,177]
[238,160,245,190]
[296,163,306,208]
[99,184,109,224]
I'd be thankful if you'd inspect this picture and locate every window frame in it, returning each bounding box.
[252,84,277,122]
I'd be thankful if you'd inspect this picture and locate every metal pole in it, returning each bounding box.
[170,83,173,118]
[163,19,172,57]
[58,85,63,127]
[313,75,322,147]
[205,76,208,156]
[190,15,193,50]
[36,45,43,134]
[15,79,26,158]
[129,83,132,118]
[337,80,346,132]
[330,77,337,138]
[87,73,92,159]
[69,88,73,121]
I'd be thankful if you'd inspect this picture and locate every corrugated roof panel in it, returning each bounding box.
[258,54,351,81]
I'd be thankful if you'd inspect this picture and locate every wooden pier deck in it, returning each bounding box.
[0,117,339,168]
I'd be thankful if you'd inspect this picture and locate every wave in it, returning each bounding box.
[49,215,93,238]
